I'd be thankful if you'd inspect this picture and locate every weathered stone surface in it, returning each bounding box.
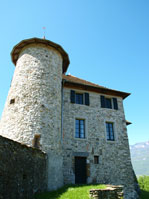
[62,88,139,199]
[0,135,47,199]
[0,45,62,152]
[90,185,124,199]
[0,44,64,190]
[0,38,139,198]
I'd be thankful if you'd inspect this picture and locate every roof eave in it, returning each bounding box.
[63,80,130,99]
[11,37,70,73]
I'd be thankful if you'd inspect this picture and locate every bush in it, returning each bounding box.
[138,176,149,191]
[138,176,149,199]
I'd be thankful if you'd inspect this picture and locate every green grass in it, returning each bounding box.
[34,184,106,199]
[35,177,149,199]
[138,176,149,199]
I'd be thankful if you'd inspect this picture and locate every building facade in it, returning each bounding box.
[0,38,139,199]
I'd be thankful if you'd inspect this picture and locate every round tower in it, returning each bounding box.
[0,38,69,190]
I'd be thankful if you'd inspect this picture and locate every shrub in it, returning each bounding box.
[138,176,149,191]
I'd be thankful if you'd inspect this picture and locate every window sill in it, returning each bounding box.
[101,107,118,111]
[106,140,117,143]
[72,103,89,107]
[74,137,88,141]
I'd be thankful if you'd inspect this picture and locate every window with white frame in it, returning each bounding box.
[106,122,115,141]
[75,119,85,138]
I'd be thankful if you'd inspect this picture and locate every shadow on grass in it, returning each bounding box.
[34,184,90,199]
[140,189,149,199]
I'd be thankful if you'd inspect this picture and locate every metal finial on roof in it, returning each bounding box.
[43,27,46,39]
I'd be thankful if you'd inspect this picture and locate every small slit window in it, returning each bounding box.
[94,156,99,164]
[32,134,41,149]
[10,99,15,104]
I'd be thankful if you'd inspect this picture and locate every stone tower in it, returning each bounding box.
[0,38,69,190]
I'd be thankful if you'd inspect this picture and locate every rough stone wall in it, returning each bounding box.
[90,185,124,199]
[0,135,47,199]
[62,88,139,199]
[0,44,62,152]
[0,44,63,190]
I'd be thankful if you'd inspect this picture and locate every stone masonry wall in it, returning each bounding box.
[0,44,62,153]
[90,185,124,199]
[0,44,64,190]
[62,88,139,199]
[0,135,47,199]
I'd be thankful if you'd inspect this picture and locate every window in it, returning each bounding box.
[106,122,115,141]
[70,90,90,106]
[105,98,112,109]
[10,98,15,104]
[76,93,83,104]
[32,134,41,148]
[75,119,85,138]
[101,96,118,110]
[94,156,99,164]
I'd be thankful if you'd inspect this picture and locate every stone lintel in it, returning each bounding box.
[73,152,89,157]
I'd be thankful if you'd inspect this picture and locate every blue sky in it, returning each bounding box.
[0,0,148,145]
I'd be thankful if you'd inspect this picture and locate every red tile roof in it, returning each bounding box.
[62,74,130,99]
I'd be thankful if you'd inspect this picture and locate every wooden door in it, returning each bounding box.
[75,157,86,184]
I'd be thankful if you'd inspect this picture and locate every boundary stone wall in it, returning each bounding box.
[0,135,47,199]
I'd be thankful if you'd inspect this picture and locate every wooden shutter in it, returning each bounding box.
[70,90,75,103]
[113,98,118,110]
[85,93,90,106]
[100,96,105,108]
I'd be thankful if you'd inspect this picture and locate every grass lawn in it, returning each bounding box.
[34,184,106,199]
[138,176,149,199]
[35,176,149,199]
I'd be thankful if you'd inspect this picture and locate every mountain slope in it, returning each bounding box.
[130,141,149,176]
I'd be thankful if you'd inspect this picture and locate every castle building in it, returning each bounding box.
[0,38,139,198]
